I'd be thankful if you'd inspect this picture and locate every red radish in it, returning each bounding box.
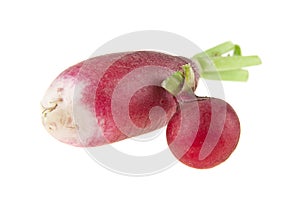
[166,97,240,169]
[41,41,260,148]
[41,51,199,147]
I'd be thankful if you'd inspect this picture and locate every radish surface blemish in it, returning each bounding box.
[41,76,103,146]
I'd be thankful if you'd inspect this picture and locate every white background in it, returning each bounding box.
[1,0,299,202]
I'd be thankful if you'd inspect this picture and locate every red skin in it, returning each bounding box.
[52,51,199,146]
[166,98,240,169]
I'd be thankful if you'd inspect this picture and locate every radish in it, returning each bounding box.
[41,52,198,147]
[166,97,240,169]
[41,41,261,147]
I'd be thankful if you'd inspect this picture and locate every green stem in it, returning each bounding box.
[201,69,249,81]
[233,45,242,56]
[161,41,262,96]
[194,41,235,57]
[181,64,195,91]
[192,41,261,82]
[161,71,184,96]
[161,64,195,96]
[209,55,261,71]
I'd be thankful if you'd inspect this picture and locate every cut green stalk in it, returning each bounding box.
[161,71,184,96]
[181,64,195,91]
[194,41,235,58]
[194,55,261,73]
[192,41,261,82]
[161,41,261,96]
[233,45,242,56]
[161,64,195,96]
[208,55,261,72]
[201,69,249,81]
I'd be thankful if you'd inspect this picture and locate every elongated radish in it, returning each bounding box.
[41,41,261,147]
[166,97,240,169]
[41,51,199,147]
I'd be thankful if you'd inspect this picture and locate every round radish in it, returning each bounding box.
[166,98,240,169]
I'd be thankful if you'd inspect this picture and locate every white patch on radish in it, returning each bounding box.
[41,76,102,146]
[73,80,104,146]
